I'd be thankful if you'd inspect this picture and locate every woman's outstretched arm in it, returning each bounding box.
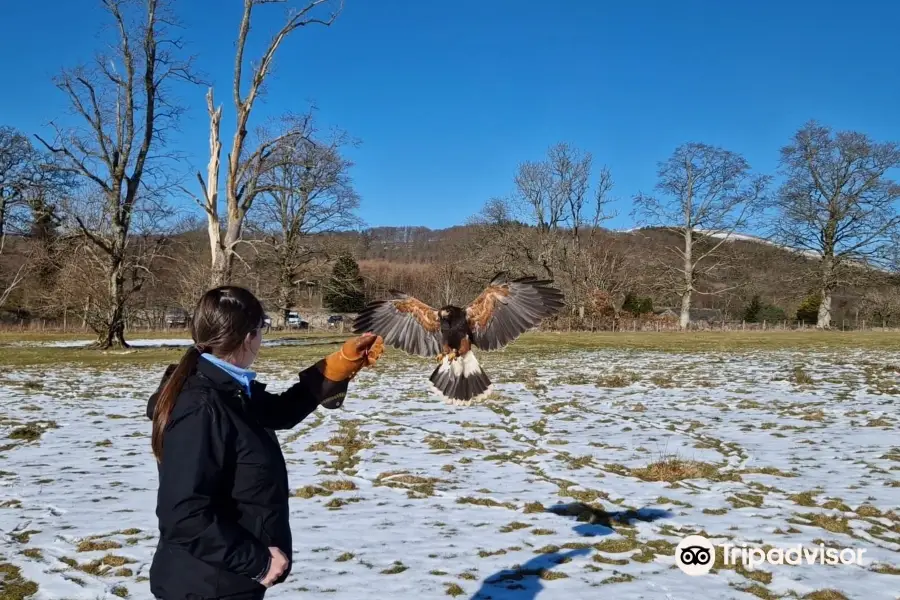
[248,334,384,430]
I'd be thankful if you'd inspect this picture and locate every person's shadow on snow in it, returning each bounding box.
[469,548,591,600]
[469,503,673,599]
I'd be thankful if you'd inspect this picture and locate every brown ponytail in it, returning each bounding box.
[150,286,266,462]
[151,345,204,462]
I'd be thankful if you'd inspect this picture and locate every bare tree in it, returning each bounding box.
[194,0,344,287]
[861,286,900,328]
[0,127,72,307]
[36,0,193,348]
[772,121,900,329]
[0,127,40,306]
[249,117,361,319]
[633,142,769,329]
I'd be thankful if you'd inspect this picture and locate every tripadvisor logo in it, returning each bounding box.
[676,535,715,576]
[676,535,867,576]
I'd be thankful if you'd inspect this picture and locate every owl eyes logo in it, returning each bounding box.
[676,535,715,575]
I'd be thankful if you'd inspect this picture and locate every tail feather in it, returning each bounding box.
[429,351,492,406]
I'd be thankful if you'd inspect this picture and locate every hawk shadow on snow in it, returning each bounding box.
[469,503,673,600]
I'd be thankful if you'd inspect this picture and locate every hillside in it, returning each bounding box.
[1,222,896,330]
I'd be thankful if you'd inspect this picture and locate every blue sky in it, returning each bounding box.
[2,0,899,230]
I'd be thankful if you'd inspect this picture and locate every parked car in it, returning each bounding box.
[327,315,344,327]
[286,311,309,330]
[165,308,190,328]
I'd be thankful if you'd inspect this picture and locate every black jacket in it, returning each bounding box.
[145,356,349,600]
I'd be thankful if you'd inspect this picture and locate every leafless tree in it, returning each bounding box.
[0,127,40,306]
[0,127,72,307]
[469,143,625,321]
[36,0,194,348]
[861,286,900,328]
[248,117,361,319]
[194,0,344,287]
[633,142,770,329]
[772,120,900,328]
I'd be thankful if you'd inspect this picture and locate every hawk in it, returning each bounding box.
[351,273,565,405]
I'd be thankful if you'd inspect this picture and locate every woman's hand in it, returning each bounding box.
[322,333,385,381]
[259,546,289,588]
[353,332,385,367]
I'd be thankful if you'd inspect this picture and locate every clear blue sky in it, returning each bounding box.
[2,0,899,230]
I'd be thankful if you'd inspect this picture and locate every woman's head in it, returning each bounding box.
[192,286,266,368]
[151,286,266,461]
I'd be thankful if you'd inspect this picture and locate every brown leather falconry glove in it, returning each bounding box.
[322,333,384,382]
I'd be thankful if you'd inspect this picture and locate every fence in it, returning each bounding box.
[547,316,900,333]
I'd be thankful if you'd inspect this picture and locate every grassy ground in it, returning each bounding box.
[0,330,897,368]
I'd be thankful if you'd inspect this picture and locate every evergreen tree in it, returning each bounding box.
[796,294,821,325]
[743,295,762,322]
[757,304,787,323]
[622,292,653,315]
[324,253,366,312]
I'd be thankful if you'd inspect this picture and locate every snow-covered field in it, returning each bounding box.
[0,349,898,599]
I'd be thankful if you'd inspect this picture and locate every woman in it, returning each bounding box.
[145,286,383,599]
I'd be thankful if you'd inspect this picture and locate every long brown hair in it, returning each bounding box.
[151,286,266,462]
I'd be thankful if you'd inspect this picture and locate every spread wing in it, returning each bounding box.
[352,291,442,357]
[465,273,565,351]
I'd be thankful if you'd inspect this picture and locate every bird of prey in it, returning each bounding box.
[352,273,565,405]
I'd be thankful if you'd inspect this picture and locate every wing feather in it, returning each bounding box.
[352,291,442,357]
[465,273,565,351]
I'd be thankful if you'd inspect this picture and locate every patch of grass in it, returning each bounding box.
[596,373,639,387]
[593,538,639,553]
[870,563,900,575]
[631,457,722,482]
[9,530,39,544]
[76,539,122,552]
[324,498,346,509]
[727,493,765,508]
[110,585,129,598]
[20,549,42,560]
[541,571,569,580]
[456,497,516,510]
[743,466,798,478]
[802,591,849,600]
[788,491,820,507]
[444,583,465,597]
[291,485,333,499]
[791,366,814,385]
[375,471,441,496]
[8,421,57,441]
[335,552,354,562]
[821,499,851,512]
[523,502,545,514]
[531,528,555,536]
[791,513,852,535]
[592,554,629,566]
[0,561,39,599]
[601,572,635,584]
[380,561,408,575]
[735,583,779,599]
[499,521,530,533]
[703,507,729,515]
